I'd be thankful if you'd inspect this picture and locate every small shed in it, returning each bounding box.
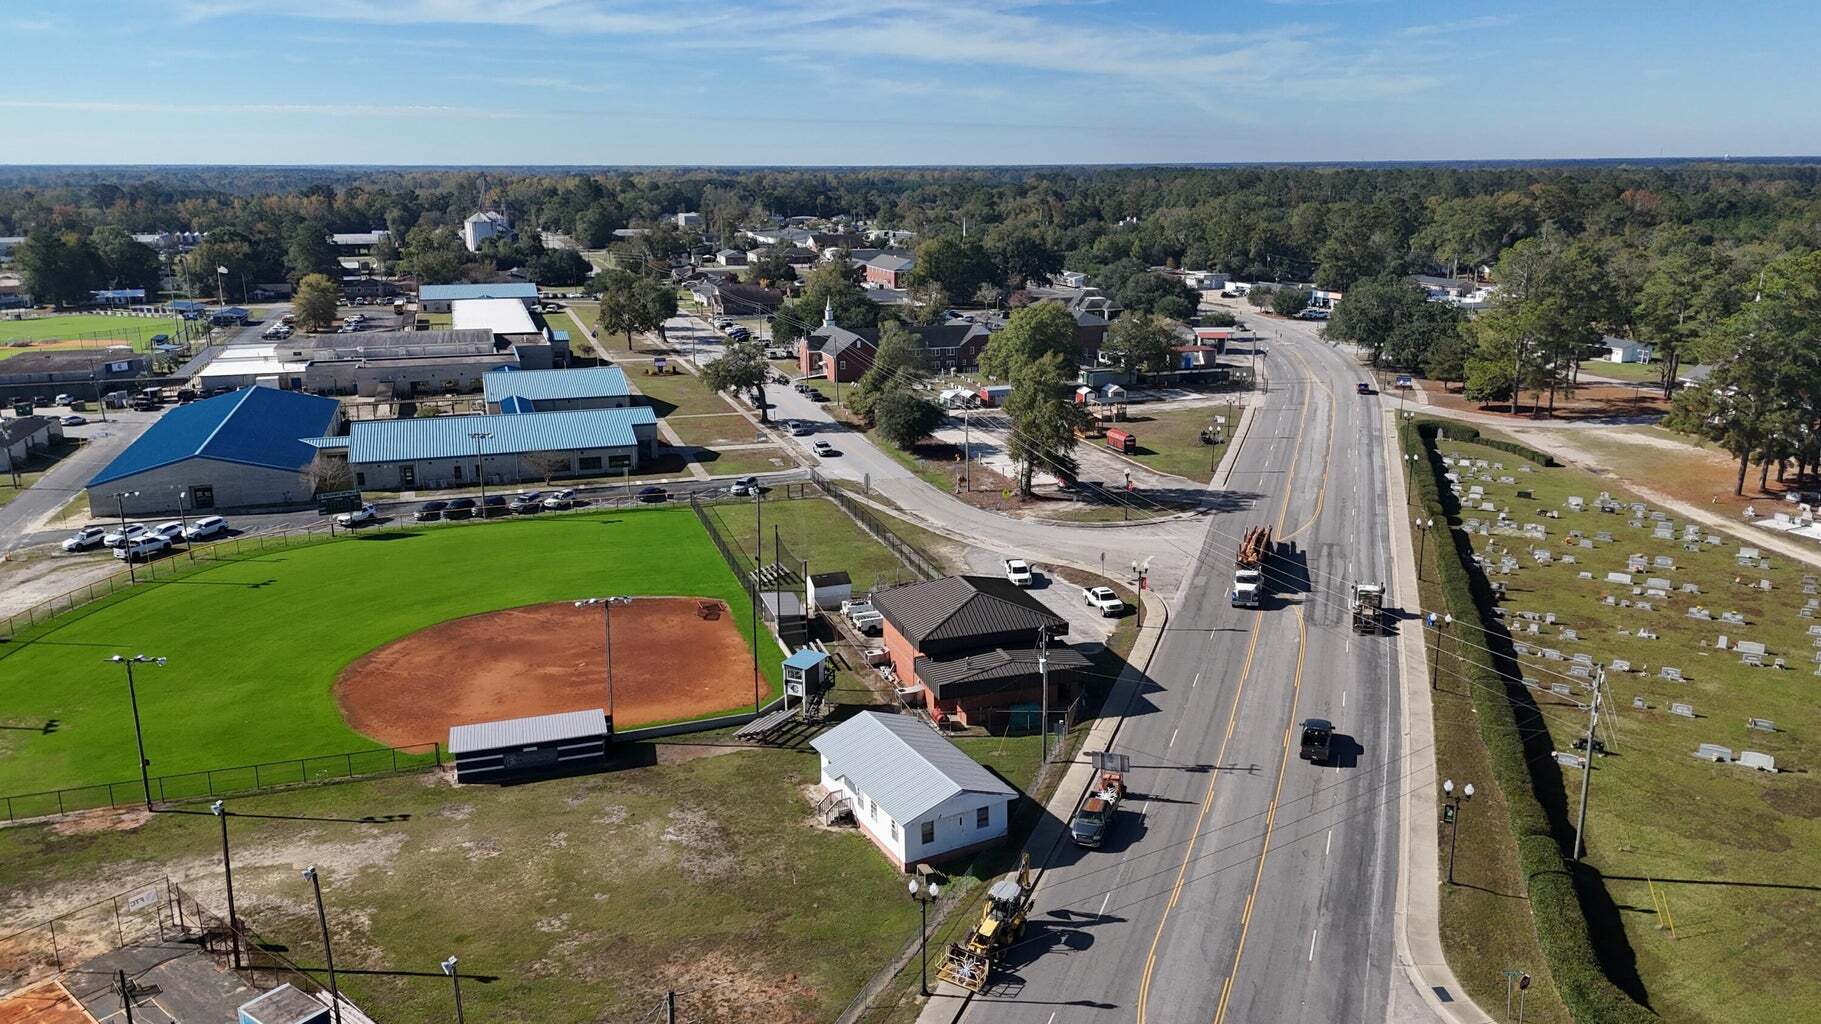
[449,708,610,784]
[976,384,1012,408]
[761,590,808,645]
[783,649,832,702]
[238,984,331,1024]
[807,571,852,614]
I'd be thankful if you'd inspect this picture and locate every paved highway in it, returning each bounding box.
[959,314,1422,1023]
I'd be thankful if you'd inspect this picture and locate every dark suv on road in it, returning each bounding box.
[414,500,448,522]
[1299,719,1334,764]
[444,497,477,520]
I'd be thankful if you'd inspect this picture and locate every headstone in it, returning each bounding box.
[1694,743,1732,762]
[1596,532,1615,543]
[1739,751,1778,773]
[1688,607,1712,620]
[1637,601,1654,612]
[1572,652,1593,665]
[1747,717,1776,732]
[1628,554,1648,572]
[1660,666,1684,681]
[1722,611,1746,625]
[1639,629,1659,640]
[1717,634,1729,649]
[1759,579,1773,591]
[1578,571,1594,580]
[1527,622,1540,635]
[1736,640,1767,657]
[1580,539,1595,549]
[1561,628,1579,641]
[1680,582,1701,594]
[1647,577,1672,591]
[1568,667,1590,680]
[1632,695,1648,710]
[1606,572,1634,585]
[1567,496,1585,512]
[1670,702,1696,718]
[1543,648,1563,661]
[1743,652,1764,667]
[1552,681,1574,695]
[1611,659,1631,672]
[1654,556,1675,569]
[1544,612,1557,624]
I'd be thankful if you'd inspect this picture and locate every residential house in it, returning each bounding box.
[810,710,1016,869]
[0,272,31,309]
[693,280,783,318]
[676,211,703,229]
[865,252,916,289]
[799,304,991,382]
[716,249,749,267]
[1602,336,1654,364]
[872,575,1090,728]
[0,416,63,474]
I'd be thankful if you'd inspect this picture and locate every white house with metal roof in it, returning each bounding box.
[810,711,1016,869]
[318,406,658,490]
[482,366,632,413]
[417,281,538,312]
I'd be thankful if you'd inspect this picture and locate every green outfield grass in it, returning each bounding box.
[0,509,782,796]
[0,313,181,357]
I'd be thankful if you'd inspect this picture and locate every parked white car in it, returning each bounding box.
[1082,586,1125,616]
[151,521,188,543]
[114,536,170,561]
[184,515,229,540]
[103,523,149,548]
[63,526,108,551]
[1004,558,1034,587]
[542,489,577,510]
[335,503,378,526]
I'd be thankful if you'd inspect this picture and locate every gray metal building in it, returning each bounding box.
[450,708,610,783]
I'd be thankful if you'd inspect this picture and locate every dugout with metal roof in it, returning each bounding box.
[449,708,611,784]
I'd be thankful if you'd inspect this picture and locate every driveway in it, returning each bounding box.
[0,409,165,552]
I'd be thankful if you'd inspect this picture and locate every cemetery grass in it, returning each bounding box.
[1436,434,1821,1024]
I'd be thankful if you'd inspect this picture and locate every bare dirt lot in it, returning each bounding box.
[335,597,755,744]
[0,982,89,1024]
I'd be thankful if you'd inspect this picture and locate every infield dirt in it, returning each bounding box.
[335,597,756,744]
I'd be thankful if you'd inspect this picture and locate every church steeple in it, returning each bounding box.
[822,298,835,328]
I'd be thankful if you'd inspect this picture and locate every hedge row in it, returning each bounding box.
[1415,418,1558,466]
[1403,420,1655,1024]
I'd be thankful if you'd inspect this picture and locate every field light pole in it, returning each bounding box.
[1441,779,1473,885]
[469,431,493,507]
[178,489,194,562]
[211,801,242,969]
[751,488,762,714]
[908,877,941,996]
[110,654,165,808]
[575,596,631,731]
[302,867,344,1024]
[441,956,465,1024]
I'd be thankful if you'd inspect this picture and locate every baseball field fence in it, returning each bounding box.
[807,469,940,580]
[0,742,442,824]
[0,878,175,994]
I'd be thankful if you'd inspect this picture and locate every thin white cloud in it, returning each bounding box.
[0,99,541,120]
[1397,14,1517,38]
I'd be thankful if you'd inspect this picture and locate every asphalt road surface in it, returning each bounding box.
[959,314,1417,1024]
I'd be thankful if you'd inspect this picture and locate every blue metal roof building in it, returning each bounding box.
[86,387,343,516]
[329,407,659,491]
[418,282,539,312]
[482,366,631,412]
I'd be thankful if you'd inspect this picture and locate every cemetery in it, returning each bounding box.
[1425,430,1820,1024]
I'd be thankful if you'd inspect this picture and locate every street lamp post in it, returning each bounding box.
[211,801,242,969]
[469,432,493,508]
[575,597,631,731]
[301,867,344,1024]
[908,876,941,996]
[109,654,165,807]
[1414,516,1434,579]
[1441,779,1474,885]
[441,956,465,1024]
[177,489,194,562]
[114,491,141,583]
[1428,613,1453,690]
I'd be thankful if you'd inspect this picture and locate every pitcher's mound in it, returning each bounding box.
[335,598,753,745]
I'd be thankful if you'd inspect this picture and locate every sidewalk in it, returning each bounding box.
[914,588,1170,1024]
[1380,405,1493,1024]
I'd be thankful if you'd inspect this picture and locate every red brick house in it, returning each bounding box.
[872,575,1090,728]
[798,304,992,383]
[865,252,915,289]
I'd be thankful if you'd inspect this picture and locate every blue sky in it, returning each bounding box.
[5,1,1818,165]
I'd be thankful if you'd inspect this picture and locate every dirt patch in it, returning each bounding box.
[0,982,89,1024]
[48,807,153,836]
[1420,380,1669,421]
[658,949,821,1024]
[334,598,755,745]
[0,554,122,620]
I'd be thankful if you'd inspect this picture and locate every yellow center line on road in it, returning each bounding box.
[1135,364,1315,1024]
[1279,339,1338,544]
[1212,604,1310,1024]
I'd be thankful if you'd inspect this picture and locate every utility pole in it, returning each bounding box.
[752,487,763,713]
[302,867,343,1024]
[117,970,135,1024]
[1572,676,1602,861]
[1037,626,1051,763]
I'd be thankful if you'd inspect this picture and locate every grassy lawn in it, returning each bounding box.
[0,509,783,796]
[693,447,795,477]
[1430,433,1821,1024]
[1575,359,1661,384]
[0,314,179,357]
[0,438,81,508]
[423,312,453,328]
[0,750,922,1024]
[668,413,764,447]
[1117,403,1240,481]
[702,496,926,593]
[631,367,743,418]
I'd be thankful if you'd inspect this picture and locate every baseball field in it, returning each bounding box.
[0,314,178,358]
[0,508,783,798]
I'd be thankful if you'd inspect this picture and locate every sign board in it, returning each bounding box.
[785,679,805,698]
[653,356,668,371]
[316,489,364,515]
[1215,416,1227,425]
[126,886,160,913]
[1091,751,1131,773]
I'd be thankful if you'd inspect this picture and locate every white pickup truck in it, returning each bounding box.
[1082,586,1124,616]
[1004,558,1034,587]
